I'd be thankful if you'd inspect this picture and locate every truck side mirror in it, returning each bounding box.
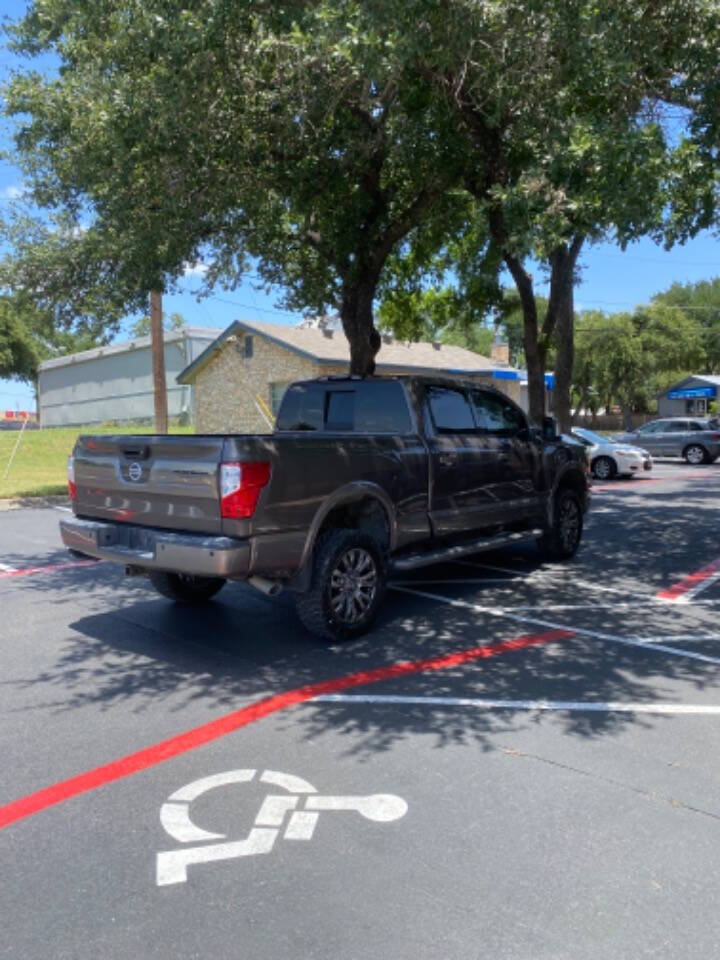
[542,416,559,441]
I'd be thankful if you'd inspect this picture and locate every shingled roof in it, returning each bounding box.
[177,318,519,384]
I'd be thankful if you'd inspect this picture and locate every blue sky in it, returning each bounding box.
[0,1,718,412]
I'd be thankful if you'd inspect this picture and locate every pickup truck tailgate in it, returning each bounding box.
[72,435,225,533]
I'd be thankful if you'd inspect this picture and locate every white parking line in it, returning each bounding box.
[454,559,653,602]
[631,635,720,644]
[391,585,720,668]
[391,578,525,586]
[388,582,720,613]
[313,694,720,716]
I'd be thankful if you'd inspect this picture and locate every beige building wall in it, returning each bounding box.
[194,333,323,433]
[192,336,522,434]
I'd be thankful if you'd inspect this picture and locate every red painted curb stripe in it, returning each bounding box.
[0,560,98,580]
[592,478,662,492]
[0,628,571,831]
[657,558,720,601]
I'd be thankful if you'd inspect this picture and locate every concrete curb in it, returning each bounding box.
[0,495,71,512]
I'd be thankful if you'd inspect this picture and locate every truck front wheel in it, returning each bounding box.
[537,488,584,561]
[295,529,387,641]
[148,570,226,604]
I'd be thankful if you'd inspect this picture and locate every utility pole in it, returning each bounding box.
[150,289,168,434]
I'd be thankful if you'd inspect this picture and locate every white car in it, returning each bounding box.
[571,427,653,480]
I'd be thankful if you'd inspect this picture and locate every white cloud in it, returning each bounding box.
[0,184,24,201]
[182,261,209,277]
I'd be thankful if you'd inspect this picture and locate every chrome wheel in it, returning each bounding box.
[328,547,378,625]
[685,444,706,465]
[592,456,614,480]
[558,496,581,553]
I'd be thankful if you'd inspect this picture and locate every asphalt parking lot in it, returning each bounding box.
[2,460,720,960]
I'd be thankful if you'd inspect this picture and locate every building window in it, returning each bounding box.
[269,381,293,415]
[243,335,254,358]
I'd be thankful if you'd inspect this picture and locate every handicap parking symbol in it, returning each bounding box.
[157,769,408,886]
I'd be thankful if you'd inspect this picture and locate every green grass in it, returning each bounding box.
[0,423,195,499]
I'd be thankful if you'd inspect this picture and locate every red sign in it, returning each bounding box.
[2,410,37,421]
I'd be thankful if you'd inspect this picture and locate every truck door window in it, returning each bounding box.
[354,382,412,433]
[427,387,475,434]
[471,391,527,438]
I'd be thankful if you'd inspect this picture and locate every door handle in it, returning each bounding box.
[438,454,457,467]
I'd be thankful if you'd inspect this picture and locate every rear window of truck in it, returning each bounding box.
[276,381,412,434]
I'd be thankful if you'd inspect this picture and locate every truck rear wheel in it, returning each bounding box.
[537,488,584,561]
[294,529,386,641]
[148,570,226,604]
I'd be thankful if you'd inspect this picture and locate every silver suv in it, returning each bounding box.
[615,418,720,464]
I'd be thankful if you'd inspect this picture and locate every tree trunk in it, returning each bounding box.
[150,289,168,434]
[548,237,584,434]
[340,278,381,376]
[620,399,633,430]
[504,254,546,425]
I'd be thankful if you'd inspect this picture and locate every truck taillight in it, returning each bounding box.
[67,455,77,500]
[219,461,271,519]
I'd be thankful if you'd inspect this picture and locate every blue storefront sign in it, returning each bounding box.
[667,386,717,399]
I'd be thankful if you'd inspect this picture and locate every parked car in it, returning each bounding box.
[60,376,590,642]
[570,427,652,480]
[615,417,720,465]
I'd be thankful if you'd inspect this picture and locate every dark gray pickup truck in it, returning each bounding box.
[61,376,590,640]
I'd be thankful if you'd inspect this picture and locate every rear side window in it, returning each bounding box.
[689,421,705,431]
[275,385,324,431]
[326,391,355,430]
[471,391,527,438]
[666,421,689,432]
[276,381,413,434]
[427,387,475,434]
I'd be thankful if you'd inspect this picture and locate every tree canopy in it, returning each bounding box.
[3,0,720,423]
[573,303,705,425]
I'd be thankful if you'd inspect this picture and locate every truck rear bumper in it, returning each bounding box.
[60,516,250,579]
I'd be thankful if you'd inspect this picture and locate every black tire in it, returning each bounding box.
[147,570,226,604]
[591,456,616,481]
[294,529,386,642]
[537,488,584,561]
[683,443,708,465]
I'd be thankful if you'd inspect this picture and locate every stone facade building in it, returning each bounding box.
[177,319,524,434]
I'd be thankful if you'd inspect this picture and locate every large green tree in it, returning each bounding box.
[0,300,40,381]
[5,0,715,411]
[4,0,461,375]
[408,0,708,429]
[573,304,705,426]
[652,279,720,373]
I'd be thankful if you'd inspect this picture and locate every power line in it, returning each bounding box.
[578,299,720,310]
[588,252,720,267]
[209,294,301,318]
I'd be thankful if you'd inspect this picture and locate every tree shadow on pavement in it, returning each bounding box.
[4,471,720,756]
